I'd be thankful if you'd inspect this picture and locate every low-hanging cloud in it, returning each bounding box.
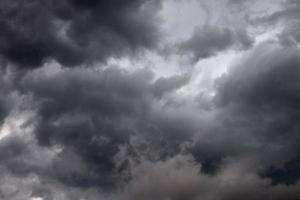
[0,0,300,200]
[0,0,162,69]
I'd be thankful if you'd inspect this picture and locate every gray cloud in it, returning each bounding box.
[1,0,300,200]
[117,42,300,200]
[214,42,300,184]
[1,42,299,200]
[177,26,253,62]
[119,154,300,200]
[0,0,162,69]
[0,65,194,199]
[152,74,190,98]
[2,66,192,192]
[253,0,300,45]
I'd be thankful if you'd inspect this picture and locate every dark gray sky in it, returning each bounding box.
[0,0,300,200]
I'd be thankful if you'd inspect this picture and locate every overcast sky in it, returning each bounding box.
[0,0,300,199]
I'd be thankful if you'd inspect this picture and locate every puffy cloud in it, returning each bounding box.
[0,0,162,69]
[118,42,300,200]
[3,65,193,192]
[0,0,300,200]
[214,42,300,184]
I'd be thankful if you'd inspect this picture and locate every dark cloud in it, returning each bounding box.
[116,42,300,200]
[0,65,194,199]
[177,26,253,62]
[1,42,300,199]
[0,67,22,125]
[6,66,192,191]
[0,0,162,69]
[3,43,300,199]
[19,68,152,187]
[152,74,190,98]
[215,43,300,185]
[263,155,300,185]
[121,154,300,200]
[1,0,300,199]
[216,44,300,110]
[0,98,9,124]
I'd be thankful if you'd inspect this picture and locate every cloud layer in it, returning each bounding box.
[0,0,300,200]
[0,0,161,68]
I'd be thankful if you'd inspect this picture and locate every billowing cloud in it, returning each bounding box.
[4,65,191,190]
[0,0,162,69]
[215,42,300,184]
[0,0,300,200]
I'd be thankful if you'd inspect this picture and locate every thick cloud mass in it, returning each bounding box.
[12,67,191,190]
[1,0,300,200]
[0,0,161,68]
[215,43,300,184]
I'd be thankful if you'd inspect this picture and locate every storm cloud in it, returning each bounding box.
[0,0,162,69]
[0,0,300,200]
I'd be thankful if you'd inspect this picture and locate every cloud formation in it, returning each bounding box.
[0,0,161,69]
[178,26,253,62]
[0,0,300,200]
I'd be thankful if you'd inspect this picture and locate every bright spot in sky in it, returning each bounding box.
[0,121,11,141]
[31,197,43,200]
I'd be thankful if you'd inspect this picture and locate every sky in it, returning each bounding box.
[0,0,300,199]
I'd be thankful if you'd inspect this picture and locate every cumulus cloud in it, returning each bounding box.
[1,42,299,200]
[116,42,300,200]
[0,0,162,69]
[0,65,194,199]
[1,65,192,191]
[0,0,300,200]
[215,42,300,184]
